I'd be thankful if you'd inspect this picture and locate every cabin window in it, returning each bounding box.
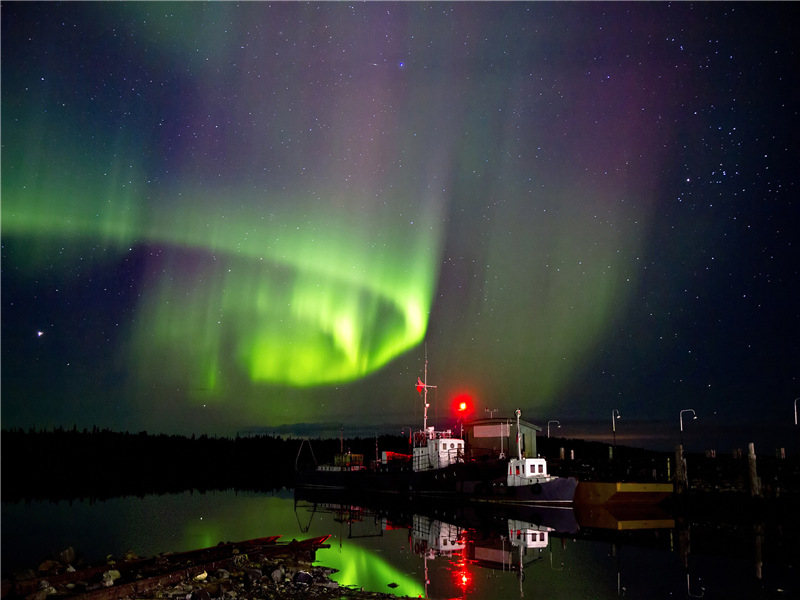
[450,443,455,449]
[538,464,544,474]
[516,466,521,475]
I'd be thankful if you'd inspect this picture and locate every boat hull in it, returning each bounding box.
[295,459,577,505]
[294,486,580,535]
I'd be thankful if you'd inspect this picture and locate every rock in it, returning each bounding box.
[101,569,121,586]
[122,550,140,561]
[189,589,211,600]
[270,565,285,583]
[36,560,60,574]
[215,568,231,579]
[58,547,76,566]
[215,580,234,595]
[316,580,340,589]
[241,567,262,583]
[24,588,51,600]
[231,554,248,567]
[292,571,313,585]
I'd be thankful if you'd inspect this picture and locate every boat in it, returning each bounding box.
[295,360,577,505]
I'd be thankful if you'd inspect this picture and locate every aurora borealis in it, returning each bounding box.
[2,2,798,448]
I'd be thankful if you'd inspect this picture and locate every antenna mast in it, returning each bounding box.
[418,346,437,432]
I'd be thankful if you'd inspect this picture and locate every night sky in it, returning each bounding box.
[3,2,798,451]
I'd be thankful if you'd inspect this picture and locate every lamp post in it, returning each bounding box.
[680,409,697,448]
[794,398,799,426]
[611,410,621,456]
[547,420,561,438]
[401,426,413,448]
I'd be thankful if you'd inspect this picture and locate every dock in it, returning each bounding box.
[574,481,674,506]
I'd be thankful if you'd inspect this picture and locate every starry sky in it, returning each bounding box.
[2,2,798,451]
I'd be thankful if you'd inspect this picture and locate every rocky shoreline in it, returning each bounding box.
[3,542,413,600]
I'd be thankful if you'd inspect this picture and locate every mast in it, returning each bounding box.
[423,356,429,431]
[416,348,436,433]
[515,409,522,460]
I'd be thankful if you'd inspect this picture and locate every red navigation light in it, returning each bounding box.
[454,393,472,414]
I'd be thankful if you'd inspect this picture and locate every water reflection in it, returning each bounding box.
[293,489,797,599]
[2,489,797,599]
[293,489,669,599]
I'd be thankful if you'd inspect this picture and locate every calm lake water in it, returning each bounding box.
[2,488,796,599]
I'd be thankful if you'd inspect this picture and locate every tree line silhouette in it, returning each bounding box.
[13,426,790,504]
[0,426,410,503]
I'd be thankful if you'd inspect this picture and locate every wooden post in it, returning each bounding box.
[754,522,763,580]
[559,447,565,460]
[748,442,762,498]
[675,445,688,494]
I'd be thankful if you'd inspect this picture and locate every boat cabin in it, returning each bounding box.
[461,417,541,460]
[412,426,464,471]
[507,457,549,486]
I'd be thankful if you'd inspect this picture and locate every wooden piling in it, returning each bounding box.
[754,522,763,580]
[747,442,762,498]
[674,445,688,495]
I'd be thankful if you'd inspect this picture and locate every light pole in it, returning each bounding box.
[401,426,413,448]
[680,409,697,447]
[611,409,621,454]
[547,420,561,438]
[794,398,799,426]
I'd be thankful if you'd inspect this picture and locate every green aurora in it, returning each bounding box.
[5,175,445,391]
[6,1,795,438]
[1,2,643,422]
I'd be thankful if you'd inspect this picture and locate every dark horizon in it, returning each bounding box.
[223,414,800,455]
[5,416,798,459]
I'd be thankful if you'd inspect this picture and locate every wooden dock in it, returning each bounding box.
[574,481,674,506]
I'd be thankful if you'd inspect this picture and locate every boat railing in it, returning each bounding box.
[412,427,458,447]
[318,464,367,472]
